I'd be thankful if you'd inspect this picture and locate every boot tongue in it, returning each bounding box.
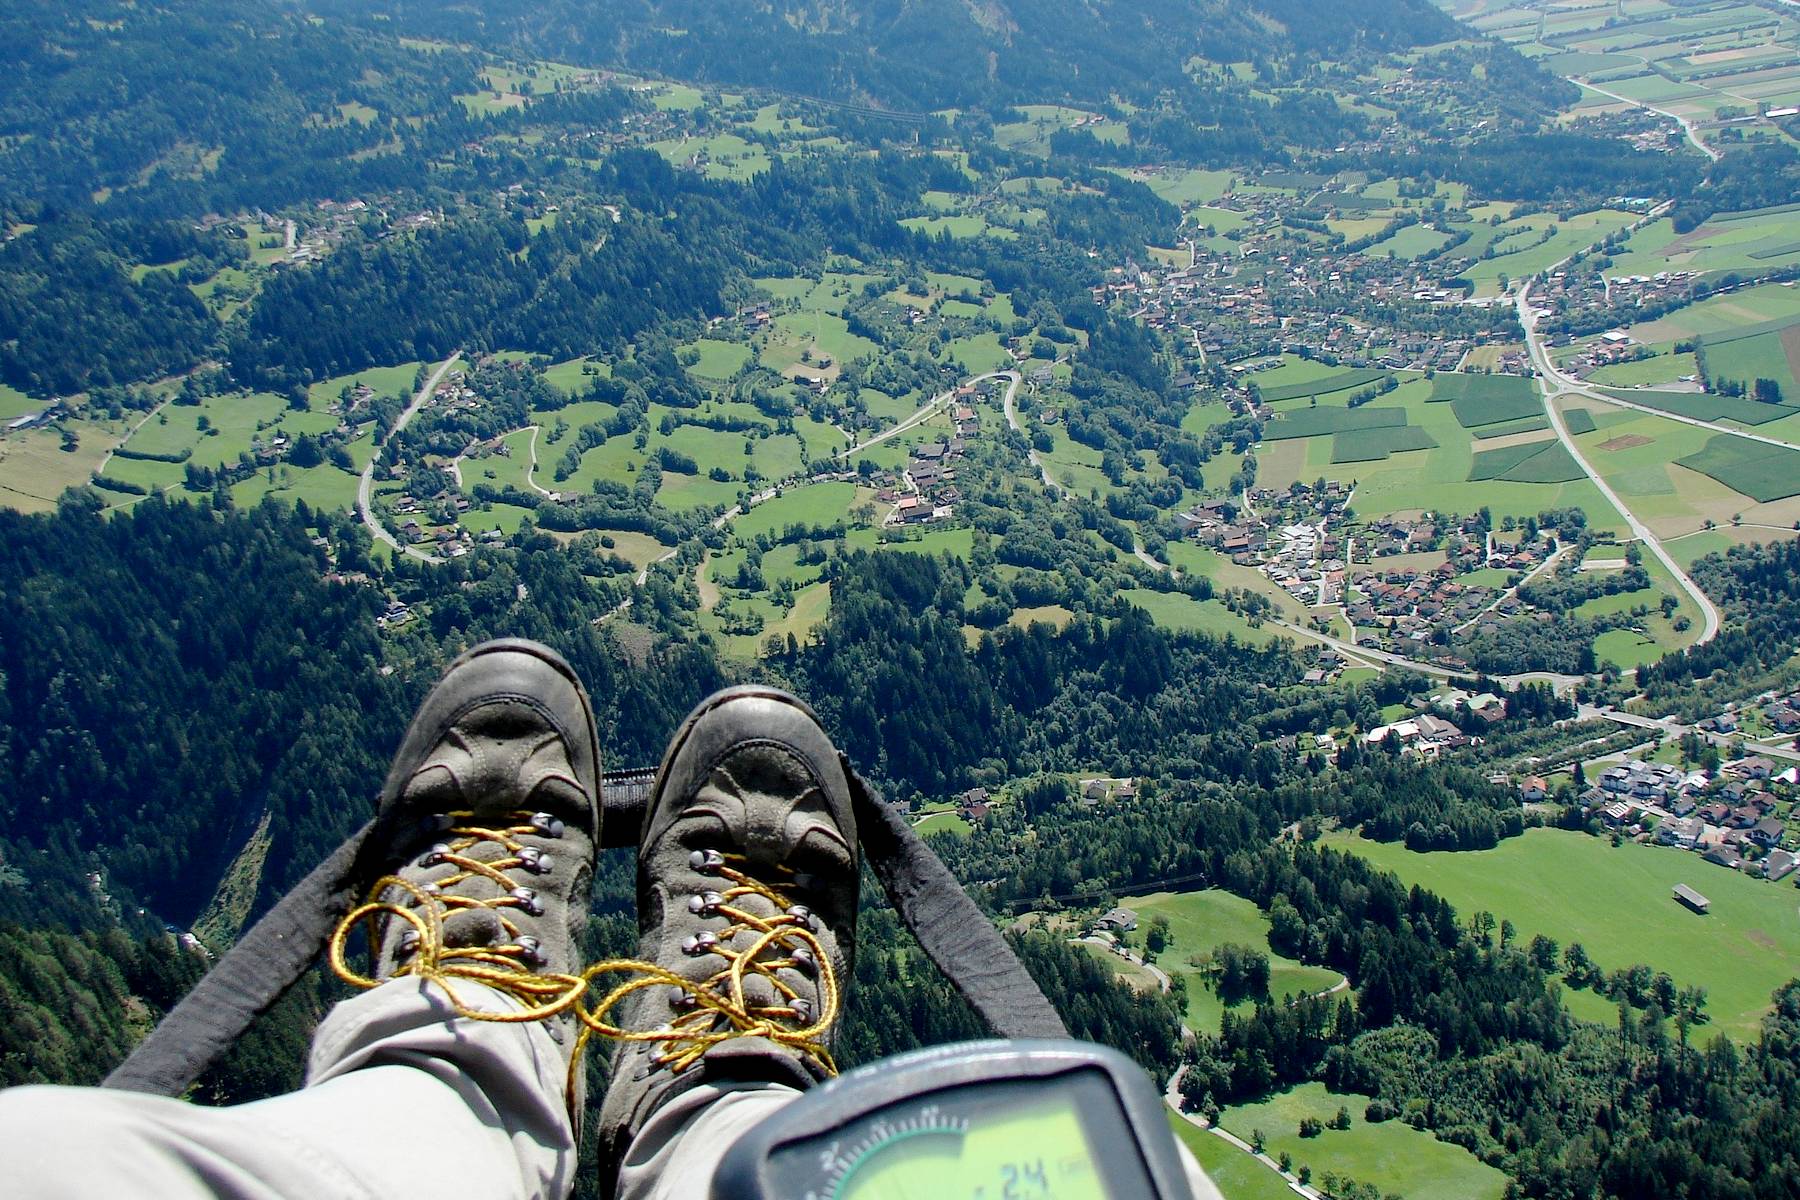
[442,906,507,948]
[701,1036,818,1090]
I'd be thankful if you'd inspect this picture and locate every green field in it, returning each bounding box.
[1260,368,1391,403]
[1459,209,1636,296]
[1122,167,1235,207]
[541,357,604,395]
[1428,374,1535,402]
[1119,590,1278,646]
[1564,408,1598,436]
[1469,440,1585,483]
[1256,379,1625,532]
[1474,414,1552,439]
[0,384,44,421]
[731,481,860,540]
[1599,387,1792,426]
[1326,828,1800,1040]
[647,132,769,180]
[1588,351,1698,389]
[1676,433,1800,501]
[1608,210,1800,280]
[1330,425,1438,463]
[1708,329,1800,397]
[683,339,752,380]
[900,212,1020,241]
[1451,389,1545,428]
[1633,282,1800,342]
[1261,407,1407,441]
[1219,1083,1509,1200]
[1168,1119,1295,1200]
[1594,628,1663,669]
[1370,223,1454,260]
[306,362,422,410]
[1122,889,1344,1036]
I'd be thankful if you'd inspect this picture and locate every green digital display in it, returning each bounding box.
[835,1094,1107,1200]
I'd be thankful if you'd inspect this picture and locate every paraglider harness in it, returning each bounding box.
[104,767,1195,1198]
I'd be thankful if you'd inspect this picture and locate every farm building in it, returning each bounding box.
[1672,884,1710,915]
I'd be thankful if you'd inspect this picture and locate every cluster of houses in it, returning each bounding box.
[1347,564,1495,649]
[1179,499,1267,559]
[1577,755,1798,881]
[881,391,986,526]
[1734,689,1800,736]
[1364,711,1476,758]
[1532,265,1703,374]
[1170,489,1564,664]
[1078,777,1139,805]
[3,403,62,435]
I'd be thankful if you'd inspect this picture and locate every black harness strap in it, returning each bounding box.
[103,815,384,1096]
[846,765,1068,1040]
[104,766,1065,1096]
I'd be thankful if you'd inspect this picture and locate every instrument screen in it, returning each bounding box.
[766,1069,1152,1200]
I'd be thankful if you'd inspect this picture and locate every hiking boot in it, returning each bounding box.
[593,685,858,1174]
[330,638,601,1076]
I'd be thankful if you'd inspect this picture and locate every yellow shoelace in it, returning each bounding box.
[328,810,590,1022]
[329,830,840,1120]
[572,855,841,1082]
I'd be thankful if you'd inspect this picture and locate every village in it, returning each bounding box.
[1176,481,1570,665]
[1571,749,1799,883]
[1110,181,1524,375]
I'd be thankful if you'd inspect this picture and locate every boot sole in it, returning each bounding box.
[378,638,604,841]
[643,684,831,853]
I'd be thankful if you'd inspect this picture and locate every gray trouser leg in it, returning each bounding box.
[612,1079,1223,1200]
[0,978,576,1200]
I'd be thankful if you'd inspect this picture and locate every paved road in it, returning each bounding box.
[357,353,460,563]
[522,426,556,497]
[1518,286,1721,645]
[999,370,1059,492]
[1549,377,1800,455]
[1165,1067,1317,1200]
[1580,702,1800,763]
[842,369,1018,457]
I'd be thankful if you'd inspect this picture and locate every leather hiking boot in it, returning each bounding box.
[330,639,602,1092]
[591,685,858,1178]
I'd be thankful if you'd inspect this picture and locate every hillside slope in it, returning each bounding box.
[311,0,1462,109]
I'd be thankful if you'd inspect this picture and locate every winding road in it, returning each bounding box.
[357,352,461,563]
[1517,286,1722,645]
[997,369,1058,492]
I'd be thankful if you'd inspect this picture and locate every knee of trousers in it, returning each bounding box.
[0,1085,160,1189]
